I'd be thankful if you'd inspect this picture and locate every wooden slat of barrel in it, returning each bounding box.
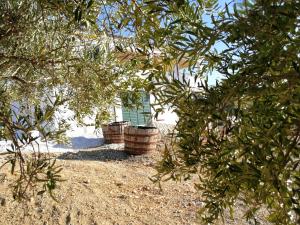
[124,126,159,155]
[102,121,129,144]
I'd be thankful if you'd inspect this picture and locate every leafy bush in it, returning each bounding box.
[112,0,300,224]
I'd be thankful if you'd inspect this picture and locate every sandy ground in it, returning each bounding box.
[0,145,269,225]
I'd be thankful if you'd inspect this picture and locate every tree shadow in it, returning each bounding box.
[52,136,105,150]
[57,146,130,162]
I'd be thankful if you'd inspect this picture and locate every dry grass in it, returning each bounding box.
[0,146,269,225]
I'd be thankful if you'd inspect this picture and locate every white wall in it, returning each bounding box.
[149,94,178,125]
[112,106,123,122]
[147,65,202,125]
[113,64,202,126]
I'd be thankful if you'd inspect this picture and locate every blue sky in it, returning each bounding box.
[98,0,240,86]
[205,0,248,85]
[205,0,239,85]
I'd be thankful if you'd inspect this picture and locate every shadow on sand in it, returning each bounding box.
[53,136,105,150]
[58,146,130,162]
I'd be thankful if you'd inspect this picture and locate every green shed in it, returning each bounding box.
[122,92,151,126]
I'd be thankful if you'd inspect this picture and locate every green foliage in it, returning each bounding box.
[111,0,300,224]
[0,94,65,200]
[0,0,145,200]
[1,1,300,224]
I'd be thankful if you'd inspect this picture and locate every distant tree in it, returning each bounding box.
[0,0,145,200]
[110,0,300,224]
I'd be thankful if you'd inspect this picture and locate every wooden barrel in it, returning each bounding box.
[102,121,129,144]
[124,126,160,155]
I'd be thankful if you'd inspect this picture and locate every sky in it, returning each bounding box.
[180,0,240,85]
[98,0,241,86]
[205,0,239,85]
